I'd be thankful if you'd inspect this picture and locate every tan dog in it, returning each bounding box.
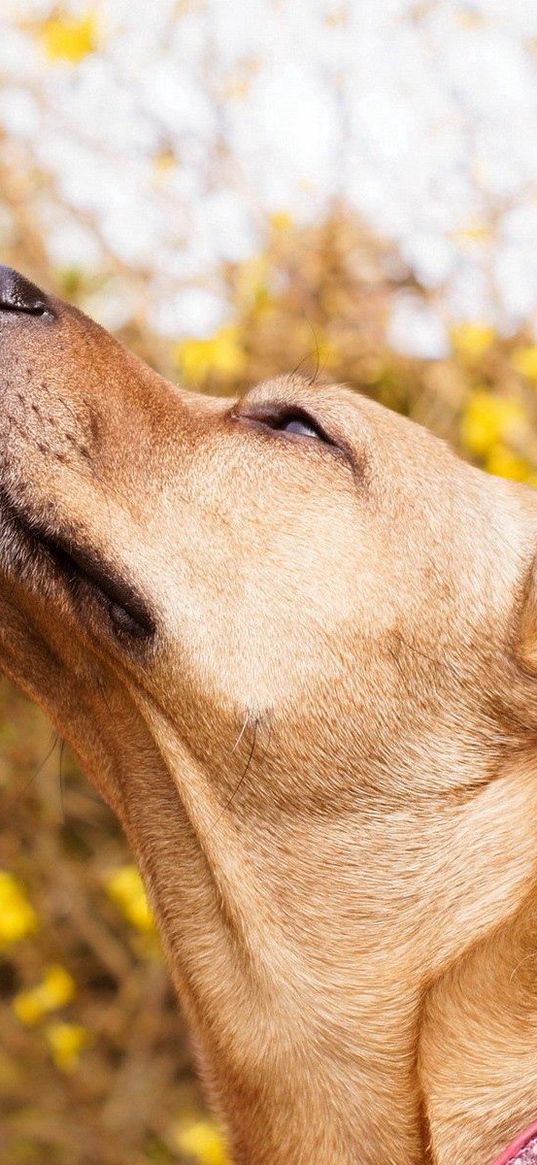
[2,265,537,1165]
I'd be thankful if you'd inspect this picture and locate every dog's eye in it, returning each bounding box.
[232,403,346,456]
[238,407,330,444]
[272,412,322,440]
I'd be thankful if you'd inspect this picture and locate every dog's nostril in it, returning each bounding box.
[0,266,51,317]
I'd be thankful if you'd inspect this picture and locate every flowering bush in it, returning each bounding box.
[0,870,37,946]
[4,2,537,352]
[105,864,155,934]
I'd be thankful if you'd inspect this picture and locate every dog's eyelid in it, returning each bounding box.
[229,403,363,480]
[230,403,337,447]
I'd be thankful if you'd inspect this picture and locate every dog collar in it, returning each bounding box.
[490,1121,537,1164]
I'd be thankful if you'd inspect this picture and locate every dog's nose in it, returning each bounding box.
[0,266,51,317]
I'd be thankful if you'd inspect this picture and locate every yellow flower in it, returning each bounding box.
[486,443,532,482]
[171,1119,230,1165]
[174,325,246,386]
[0,871,37,946]
[269,211,293,234]
[154,149,176,173]
[153,150,177,187]
[235,256,271,313]
[41,12,97,64]
[511,345,537,383]
[460,392,526,457]
[451,322,495,362]
[45,1022,90,1073]
[13,964,76,1026]
[454,221,491,242]
[105,864,155,932]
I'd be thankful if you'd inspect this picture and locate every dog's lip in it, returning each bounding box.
[0,490,155,639]
[40,532,156,638]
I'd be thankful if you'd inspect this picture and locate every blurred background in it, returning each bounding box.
[2,1,537,1162]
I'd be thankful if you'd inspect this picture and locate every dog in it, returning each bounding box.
[2,265,537,1165]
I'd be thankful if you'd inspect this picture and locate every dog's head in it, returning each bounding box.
[2,266,537,1160]
[1,265,536,799]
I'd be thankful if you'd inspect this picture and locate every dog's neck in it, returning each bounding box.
[101,699,537,1165]
[420,892,537,1165]
[118,716,423,1163]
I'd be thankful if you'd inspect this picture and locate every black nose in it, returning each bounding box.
[0,266,51,317]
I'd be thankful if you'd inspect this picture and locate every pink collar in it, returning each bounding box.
[491,1122,537,1165]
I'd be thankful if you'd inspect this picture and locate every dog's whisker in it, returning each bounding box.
[230,713,250,755]
[58,736,66,823]
[209,717,260,832]
[5,730,60,804]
